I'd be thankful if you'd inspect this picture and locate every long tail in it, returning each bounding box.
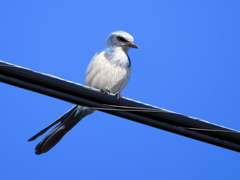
[28,105,94,155]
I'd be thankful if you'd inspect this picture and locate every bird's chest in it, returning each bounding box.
[104,50,131,68]
[85,50,131,93]
[100,57,131,93]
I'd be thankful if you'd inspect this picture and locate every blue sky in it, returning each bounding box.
[1,1,240,179]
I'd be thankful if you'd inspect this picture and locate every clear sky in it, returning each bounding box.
[1,1,240,180]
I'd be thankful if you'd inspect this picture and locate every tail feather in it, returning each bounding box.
[28,106,78,141]
[29,105,94,155]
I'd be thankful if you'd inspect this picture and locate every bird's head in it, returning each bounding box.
[105,31,139,52]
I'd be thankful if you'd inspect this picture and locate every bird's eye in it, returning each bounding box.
[117,36,128,42]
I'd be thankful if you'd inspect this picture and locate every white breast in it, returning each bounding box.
[85,50,131,94]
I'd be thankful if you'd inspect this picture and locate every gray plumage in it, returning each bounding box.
[28,30,139,155]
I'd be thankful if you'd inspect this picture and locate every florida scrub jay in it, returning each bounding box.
[28,31,139,155]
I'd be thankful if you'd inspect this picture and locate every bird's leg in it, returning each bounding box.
[115,91,122,103]
[101,88,110,95]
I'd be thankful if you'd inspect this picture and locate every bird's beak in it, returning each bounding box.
[129,42,139,49]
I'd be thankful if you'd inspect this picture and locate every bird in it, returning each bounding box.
[28,30,139,155]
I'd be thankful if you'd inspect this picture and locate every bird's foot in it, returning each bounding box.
[101,88,110,95]
[101,89,122,103]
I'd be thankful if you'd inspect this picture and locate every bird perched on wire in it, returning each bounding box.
[28,30,139,155]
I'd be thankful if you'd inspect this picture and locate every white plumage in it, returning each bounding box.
[85,50,131,93]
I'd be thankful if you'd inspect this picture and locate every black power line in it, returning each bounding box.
[1,60,240,152]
